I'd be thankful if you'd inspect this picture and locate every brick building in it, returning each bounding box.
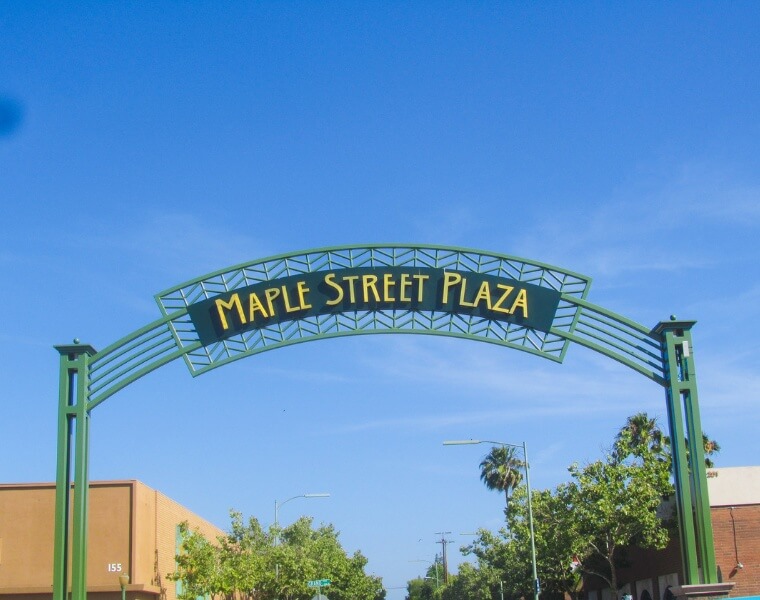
[0,481,223,600]
[710,468,760,598]
[585,467,760,600]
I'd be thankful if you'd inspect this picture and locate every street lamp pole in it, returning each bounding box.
[273,492,330,600]
[443,439,539,600]
[118,573,129,600]
[522,441,539,600]
[410,558,440,588]
[274,493,330,545]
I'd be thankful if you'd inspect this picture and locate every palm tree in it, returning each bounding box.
[614,412,720,469]
[614,412,666,462]
[479,445,524,513]
[664,432,722,469]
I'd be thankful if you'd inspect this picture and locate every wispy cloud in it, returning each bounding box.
[355,337,655,402]
[663,164,760,224]
[685,284,760,335]
[317,337,661,434]
[698,358,760,412]
[86,211,270,281]
[325,400,634,435]
[515,163,760,280]
[36,212,274,318]
[251,364,354,385]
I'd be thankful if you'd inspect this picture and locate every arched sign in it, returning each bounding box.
[53,245,718,600]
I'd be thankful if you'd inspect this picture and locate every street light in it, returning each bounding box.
[273,492,330,599]
[274,493,330,543]
[443,439,539,600]
[410,558,440,588]
[118,573,129,600]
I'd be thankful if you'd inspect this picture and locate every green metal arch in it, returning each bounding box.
[54,244,721,600]
[86,244,666,409]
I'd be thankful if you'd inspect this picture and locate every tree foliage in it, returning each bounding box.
[169,511,384,600]
[440,563,492,600]
[565,453,672,592]
[614,412,721,471]
[406,557,443,600]
[464,485,584,600]
[421,413,721,600]
[478,445,524,515]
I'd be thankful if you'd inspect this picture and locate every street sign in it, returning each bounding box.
[307,580,331,588]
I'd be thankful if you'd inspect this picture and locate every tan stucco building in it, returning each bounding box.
[0,481,223,600]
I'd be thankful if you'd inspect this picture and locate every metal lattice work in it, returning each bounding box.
[156,246,591,312]
[154,245,591,375]
[86,244,670,407]
[554,297,666,384]
[88,318,189,408]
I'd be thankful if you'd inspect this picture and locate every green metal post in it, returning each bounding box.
[653,320,717,584]
[53,350,74,600]
[683,367,719,582]
[53,343,96,600]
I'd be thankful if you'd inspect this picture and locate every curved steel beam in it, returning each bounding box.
[53,245,716,600]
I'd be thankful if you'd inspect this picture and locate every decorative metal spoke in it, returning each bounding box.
[85,244,671,406]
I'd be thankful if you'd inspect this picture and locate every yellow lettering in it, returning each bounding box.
[509,288,529,317]
[282,285,299,313]
[362,275,381,302]
[249,292,270,321]
[492,284,514,314]
[215,293,245,330]
[264,287,281,316]
[458,277,476,307]
[412,274,429,301]
[324,273,344,306]
[383,273,396,302]
[344,275,359,303]
[441,272,462,303]
[400,273,412,302]
[472,280,492,309]
[297,280,312,309]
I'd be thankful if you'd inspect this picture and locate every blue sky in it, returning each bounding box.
[1,2,759,597]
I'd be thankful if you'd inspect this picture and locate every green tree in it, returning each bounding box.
[406,557,443,600]
[614,411,721,470]
[464,528,524,600]
[613,413,667,463]
[170,522,226,600]
[221,511,274,600]
[406,578,436,600]
[513,485,585,600]
[566,447,672,593]
[453,413,719,600]
[464,486,585,600]
[440,563,491,600]
[169,511,383,600]
[663,432,722,469]
[479,446,524,514]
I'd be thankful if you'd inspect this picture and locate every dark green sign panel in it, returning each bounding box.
[187,267,562,346]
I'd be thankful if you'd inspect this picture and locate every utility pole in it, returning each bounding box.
[435,531,453,584]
